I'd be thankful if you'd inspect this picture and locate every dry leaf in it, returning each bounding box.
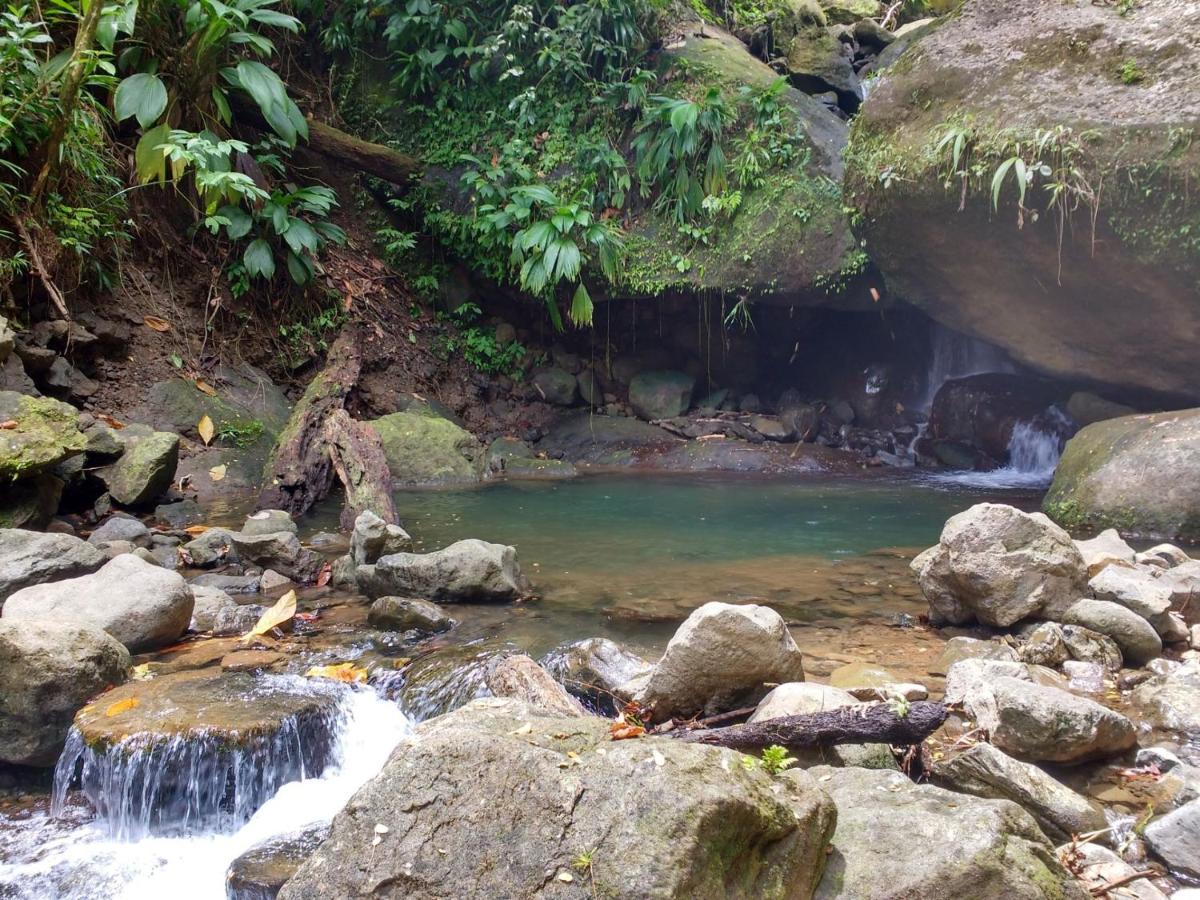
[609,722,645,741]
[184,525,209,536]
[197,415,215,446]
[315,561,333,587]
[95,413,126,430]
[305,662,369,683]
[143,315,171,332]
[241,589,297,642]
[0,420,17,430]
[105,697,140,717]
[194,380,217,397]
[209,464,227,482]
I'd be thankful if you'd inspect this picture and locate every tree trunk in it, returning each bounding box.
[325,408,397,530]
[671,701,947,751]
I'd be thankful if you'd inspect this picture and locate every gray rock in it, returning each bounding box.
[811,766,1087,900]
[1062,660,1106,693]
[212,604,267,637]
[1018,622,1069,668]
[531,367,578,406]
[189,572,260,595]
[1074,528,1136,577]
[931,741,1106,840]
[241,509,298,536]
[1135,544,1190,569]
[258,569,292,592]
[278,698,837,900]
[359,539,528,603]
[1089,566,1176,637]
[964,676,1136,764]
[3,553,194,653]
[367,596,455,634]
[1060,599,1162,666]
[179,528,237,568]
[541,637,654,710]
[628,370,695,420]
[87,515,151,547]
[188,585,237,632]
[94,539,137,559]
[229,531,320,582]
[1131,660,1200,734]
[226,825,330,900]
[750,682,897,770]
[154,498,203,529]
[943,659,1032,707]
[634,602,806,719]
[0,528,105,605]
[912,503,1088,627]
[95,426,179,506]
[1144,797,1200,880]
[83,423,124,460]
[0,620,129,766]
[350,510,412,566]
[484,654,585,718]
[1062,624,1124,670]
[1066,844,1170,900]
[935,635,1019,673]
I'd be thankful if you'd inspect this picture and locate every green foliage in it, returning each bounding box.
[216,418,265,446]
[759,744,797,775]
[278,302,347,367]
[435,302,527,376]
[1117,59,1145,85]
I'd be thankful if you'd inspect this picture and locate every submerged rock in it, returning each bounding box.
[278,698,837,900]
[366,596,454,634]
[358,539,528,603]
[634,602,806,719]
[0,528,105,605]
[226,825,330,900]
[3,553,193,653]
[0,620,129,767]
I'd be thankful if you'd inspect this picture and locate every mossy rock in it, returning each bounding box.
[818,0,880,25]
[845,0,1200,398]
[0,391,86,482]
[367,409,483,485]
[96,426,180,507]
[1044,409,1200,542]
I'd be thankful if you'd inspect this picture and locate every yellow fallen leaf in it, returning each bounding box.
[209,464,227,482]
[105,697,140,717]
[194,380,217,397]
[184,525,210,536]
[304,662,369,683]
[241,589,296,643]
[197,415,215,446]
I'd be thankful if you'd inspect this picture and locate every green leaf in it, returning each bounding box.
[243,238,276,279]
[569,282,593,327]
[235,59,287,115]
[134,122,171,184]
[212,86,232,125]
[114,73,168,128]
[991,157,1016,211]
[261,101,297,145]
[219,205,254,239]
[247,8,298,30]
[286,249,313,284]
[282,219,318,254]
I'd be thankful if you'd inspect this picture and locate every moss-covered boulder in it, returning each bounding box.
[367,409,483,485]
[96,424,180,506]
[845,0,1200,398]
[0,391,86,481]
[1044,409,1200,542]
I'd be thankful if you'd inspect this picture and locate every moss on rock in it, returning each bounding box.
[367,408,483,485]
[0,391,86,482]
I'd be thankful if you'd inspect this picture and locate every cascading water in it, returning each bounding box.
[0,684,410,900]
[919,323,1015,411]
[931,408,1070,489]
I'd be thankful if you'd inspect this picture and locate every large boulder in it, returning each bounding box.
[811,766,1087,900]
[1045,410,1200,542]
[95,425,180,506]
[1058,599,1162,666]
[963,676,1137,764]
[367,409,482,486]
[278,698,838,900]
[1131,660,1200,735]
[845,0,1200,398]
[1144,797,1200,881]
[367,596,455,634]
[911,503,1088,626]
[927,374,1067,463]
[358,539,528,603]
[542,637,654,712]
[0,528,105,606]
[0,390,86,480]
[0,620,129,766]
[628,370,696,421]
[3,553,194,652]
[634,602,806,719]
[484,654,585,718]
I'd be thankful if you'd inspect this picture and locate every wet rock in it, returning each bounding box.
[628,370,695,421]
[780,20,860,112]
[213,604,267,637]
[1059,599,1161,667]
[367,409,482,486]
[927,374,1068,464]
[0,620,129,766]
[180,528,237,567]
[226,825,330,900]
[748,415,793,442]
[1144,797,1200,880]
[811,766,1086,900]
[366,596,454,634]
[1074,529,1136,577]
[278,697,837,900]
[930,741,1106,841]
[241,509,298,536]
[541,638,653,712]
[95,425,180,507]
[943,659,1032,707]
[1061,660,1106,694]
[1064,844,1169,900]
[538,412,677,464]
[153,498,203,528]
[750,682,897,770]
[229,531,320,583]
[1089,566,1179,641]
[1131,660,1200,735]
[1018,622,1069,668]
[221,649,285,672]
[934,635,1019,673]
[0,529,106,604]
[1061,624,1124,670]
[190,572,260,595]
[358,539,528,603]
[484,654,585,718]
[0,390,86,480]
[189,585,237,632]
[0,473,64,530]
[1135,544,1190,570]
[3,553,193,653]
[634,602,806,719]
[259,569,292,592]
[349,510,411,566]
[531,368,578,406]
[963,676,1136,764]
[912,503,1088,626]
[828,661,896,690]
[500,456,577,479]
[87,515,151,547]
[576,368,602,408]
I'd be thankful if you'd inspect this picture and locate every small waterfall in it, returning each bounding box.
[919,323,1014,410]
[931,408,1069,489]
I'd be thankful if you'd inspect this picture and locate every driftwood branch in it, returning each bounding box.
[672,701,947,750]
[325,407,397,530]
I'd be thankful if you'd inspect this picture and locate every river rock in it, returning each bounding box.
[810,766,1086,900]
[1131,660,1200,735]
[180,528,237,567]
[1074,529,1136,578]
[358,539,528,603]
[930,741,1106,841]
[634,602,806,719]
[750,682,897,770]
[1046,411,1200,542]
[226,825,331,900]
[1065,844,1170,900]
[190,572,260,595]
[927,374,1067,464]
[628,370,695,421]
[934,635,1019,673]
[1136,544,1191,570]
[0,390,86,481]
[154,498,203,528]
[912,503,1088,626]
[0,528,105,605]
[1059,599,1162,667]
[541,637,654,712]
[0,620,129,766]
[87,515,151,547]
[241,509,298,536]
[366,596,454,634]
[2,553,193,653]
[229,531,320,582]
[189,585,238,632]
[943,658,1032,707]
[367,409,482,486]
[1061,624,1123,670]
[95,425,179,506]
[278,697,837,900]
[212,603,268,637]
[531,367,578,406]
[350,509,411,565]
[0,472,63,530]
[963,676,1136,764]
[1088,566,1176,638]
[1018,622,1069,668]
[1144,797,1200,880]
[484,654,585,718]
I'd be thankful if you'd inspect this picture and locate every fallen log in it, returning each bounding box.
[671,701,947,750]
[325,407,397,530]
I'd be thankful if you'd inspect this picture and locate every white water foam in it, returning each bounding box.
[931,417,1065,489]
[0,686,410,900]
